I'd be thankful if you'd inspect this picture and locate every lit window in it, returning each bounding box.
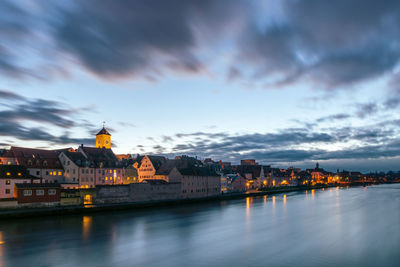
[105,177,108,181]
[6,172,10,176]
[23,190,32,196]
[6,180,10,185]
[36,189,44,196]
[50,172,53,175]
[18,173,21,176]
[58,172,62,176]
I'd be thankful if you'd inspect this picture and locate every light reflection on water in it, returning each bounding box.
[1,184,400,267]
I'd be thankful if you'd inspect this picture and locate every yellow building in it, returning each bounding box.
[96,127,111,149]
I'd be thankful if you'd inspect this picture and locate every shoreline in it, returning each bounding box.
[0,182,391,219]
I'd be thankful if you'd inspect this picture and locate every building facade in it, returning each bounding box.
[0,165,38,199]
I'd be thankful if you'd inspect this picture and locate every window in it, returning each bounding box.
[6,172,10,176]
[18,173,21,176]
[46,171,49,175]
[6,180,10,185]
[5,189,10,194]
[43,161,48,167]
[81,169,84,174]
[48,189,56,195]
[36,189,44,196]
[73,169,76,174]
[23,190,32,196]
[36,171,40,175]
[58,171,62,176]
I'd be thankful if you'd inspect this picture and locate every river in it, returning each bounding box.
[1,184,399,266]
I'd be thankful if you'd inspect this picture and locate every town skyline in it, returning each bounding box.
[2,1,400,171]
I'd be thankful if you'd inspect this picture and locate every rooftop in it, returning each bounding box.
[96,127,111,136]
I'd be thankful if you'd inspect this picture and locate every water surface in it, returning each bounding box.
[1,184,399,266]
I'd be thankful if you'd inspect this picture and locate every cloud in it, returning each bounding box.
[53,0,242,78]
[316,113,351,123]
[0,89,95,146]
[1,0,400,90]
[154,119,400,168]
[235,0,400,89]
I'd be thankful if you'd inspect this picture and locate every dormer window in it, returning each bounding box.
[43,160,48,167]
[28,160,32,166]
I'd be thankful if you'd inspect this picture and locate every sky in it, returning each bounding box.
[1,0,400,172]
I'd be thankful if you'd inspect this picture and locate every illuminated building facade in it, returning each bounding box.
[96,127,111,149]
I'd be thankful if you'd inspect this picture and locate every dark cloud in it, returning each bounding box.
[356,103,378,119]
[236,0,400,89]
[0,89,95,146]
[0,89,24,100]
[54,0,242,78]
[156,121,400,167]
[1,0,400,89]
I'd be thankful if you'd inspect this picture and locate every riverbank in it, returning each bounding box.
[0,183,387,219]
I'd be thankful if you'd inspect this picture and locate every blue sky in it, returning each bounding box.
[1,0,400,172]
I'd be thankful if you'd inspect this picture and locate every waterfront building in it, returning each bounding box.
[123,164,139,184]
[220,172,247,193]
[232,164,267,189]
[59,126,124,188]
[1,147,66,183]
[0,165,39,199]
[14,183,61,205]
[310,163,331,184]
[134,155,221,199]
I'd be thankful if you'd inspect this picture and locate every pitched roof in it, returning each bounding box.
[136,155,167,169]
[63,151,90,167]
[7,146,63,169]
[79,146,120,168]
[96,127,111,136]
[155,159,177,175]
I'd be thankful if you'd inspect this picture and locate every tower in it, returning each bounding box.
[96,123,111,149]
